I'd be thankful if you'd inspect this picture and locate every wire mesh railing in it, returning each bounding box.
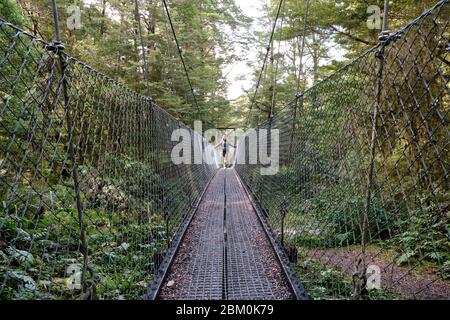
[235,0,449,300]
[0,18,218,300]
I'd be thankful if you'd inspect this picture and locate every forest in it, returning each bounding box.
[0,0,448,300]
[3,0,444,126]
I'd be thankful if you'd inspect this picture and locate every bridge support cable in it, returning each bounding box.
[134,0,151,96]
[270,0,286,119]
[236,0,450,300]
[50,0,90,296]
[162,0,201,119]
[245,0,285,127]
[354,0,390,300]
[289,0,310,162]
[0,10,219,299]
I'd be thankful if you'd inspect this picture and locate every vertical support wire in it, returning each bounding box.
[245,0,285,127]
[269,0,286,118]
[288,0,310,162]
[134,0,151,96]
[162,0,201,120]
[354,0,390,300]
[51,0,90,295]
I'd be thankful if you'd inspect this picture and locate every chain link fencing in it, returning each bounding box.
[0,18,218,299]
[236,0,449,299]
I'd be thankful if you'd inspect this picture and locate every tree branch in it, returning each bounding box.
[327,25,376,46]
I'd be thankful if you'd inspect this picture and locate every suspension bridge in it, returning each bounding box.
[0,0,448,300]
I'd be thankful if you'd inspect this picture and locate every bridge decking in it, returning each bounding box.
[158,169,293,300]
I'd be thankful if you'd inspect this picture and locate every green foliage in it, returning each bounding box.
[1,0,448,301]
[390,205,450,268]
[0,205,165,299]
[295,258,352,300]
[0,17,192,298]
[0,0,26,27]
[14,0,251,128]
[295,258,404,300]
[288,186,396,248]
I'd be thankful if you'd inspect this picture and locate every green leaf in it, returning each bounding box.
[7,247,35,266]
[6,271,36,292]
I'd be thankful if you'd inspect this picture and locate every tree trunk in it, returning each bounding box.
[100,0,107,36]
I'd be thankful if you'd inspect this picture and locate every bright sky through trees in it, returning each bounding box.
[225,0,265,100]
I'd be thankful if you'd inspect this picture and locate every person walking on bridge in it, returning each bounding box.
[215,137,236,168]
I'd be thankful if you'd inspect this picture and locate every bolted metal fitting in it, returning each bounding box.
[45,41,65,53]
[378,30,392,43]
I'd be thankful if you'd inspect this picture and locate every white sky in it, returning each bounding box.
[224,0,267,100]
